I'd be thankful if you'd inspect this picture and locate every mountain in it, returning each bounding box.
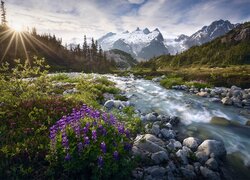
[138,21,250,68]
[106,49,138,69]
[166,20,238,55]
[98,27,169,61]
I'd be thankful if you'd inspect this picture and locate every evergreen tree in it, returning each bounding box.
[83,35,88,58]
[1,0,7,26]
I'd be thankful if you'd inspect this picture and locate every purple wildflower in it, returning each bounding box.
[98,156,104,167]
[125,129,130,138]
[100,141,106,153]
[124,143,132,151]
[118,124,125,134]
[78,142,83,152]
[65,153,71,161]
[113,151,119,160]
[84,136,90,145]
[92,130,97,141]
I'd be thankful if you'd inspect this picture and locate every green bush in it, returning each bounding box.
[160,77,184,88]
[185,81,212,89]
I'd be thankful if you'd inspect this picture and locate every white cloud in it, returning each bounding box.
[4,0,250,43]
[128,0,145,4]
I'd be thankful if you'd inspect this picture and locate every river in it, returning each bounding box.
[106,75,250,171]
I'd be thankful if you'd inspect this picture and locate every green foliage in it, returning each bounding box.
[160,77,184,88]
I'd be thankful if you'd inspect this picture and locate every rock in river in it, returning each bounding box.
[197,140,226,159]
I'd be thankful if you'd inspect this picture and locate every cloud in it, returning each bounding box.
[128,0,145,4]
[4,0,250,43]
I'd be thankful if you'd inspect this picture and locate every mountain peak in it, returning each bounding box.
[123,30,129,34]
[143,28,150,34]
[154,28,160,32]
[135,27,141,31]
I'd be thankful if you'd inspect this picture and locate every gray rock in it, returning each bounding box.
[157,115,169,122]
[195,151,209,164]
[63,88,79,95]
[221,97,233,105]
[194,162,201,174]
[246,120,250,126]
[231,97,243,108]
[242,99,250,106]
[132,168,144,179]
[174,141,182,149]
[133,134,166,155]
[145,166,167,178]
[160,129,176,139]
[205,158,218,171]
[169,116,180,126]
[176,148,190,165]
[151,151,169,164]
[104,100,115,109]
[151,124,160,136]
[180,165,196,179]
[200,166,221,180]
[183,137,201,151]
[197,140,226,159]
[209,98,221,103]
[145,113,157,122]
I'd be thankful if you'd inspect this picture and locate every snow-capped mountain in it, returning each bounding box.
[166,20,238,54]
[99,20,238,59]
[98,27,169,61]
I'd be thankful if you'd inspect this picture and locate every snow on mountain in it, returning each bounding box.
[98,27,168,61]
[98,20,238,59]
[166,19,238,55]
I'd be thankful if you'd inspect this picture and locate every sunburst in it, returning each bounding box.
[0,24,56,65]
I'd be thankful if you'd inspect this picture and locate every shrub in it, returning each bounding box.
[160,77,184,88]
[47,105,133,179]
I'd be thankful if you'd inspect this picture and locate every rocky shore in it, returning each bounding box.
[104,99,230,180]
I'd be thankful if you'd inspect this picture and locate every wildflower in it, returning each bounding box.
[98,156,104,167]
[78,142,83,152]
[84,136,90,145]
[65,153,71,161]
[113,151,119,160]
[100,141,106,153]
[92,130,97,141]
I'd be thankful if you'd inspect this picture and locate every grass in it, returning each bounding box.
[130,65,250,88]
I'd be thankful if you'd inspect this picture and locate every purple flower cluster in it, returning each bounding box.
[49,104,131,164]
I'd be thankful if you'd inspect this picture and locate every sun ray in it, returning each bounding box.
[0,31,16,63]
[19,32,30,65]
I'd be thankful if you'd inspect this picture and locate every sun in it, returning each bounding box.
[10,23,24,32]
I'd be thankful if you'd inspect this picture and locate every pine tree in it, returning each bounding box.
[1,0,7,26]
[83,35,88,58]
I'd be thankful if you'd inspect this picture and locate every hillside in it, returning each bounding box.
[0,26,115,73]
[106,49,137,69]
[138,22,250,69]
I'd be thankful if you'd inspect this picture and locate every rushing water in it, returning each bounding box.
[106,75,250,168]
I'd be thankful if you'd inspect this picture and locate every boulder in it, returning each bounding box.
[221,97,233,105]
[200,166,221,180]
[133,134,166,155]
[197,91,209,97]
[145,166,167,178]
[151,151,169,164]
[210,98,221,103]
[231,97,243,108]
[169,116,180,126]
[176,146,191,165]
[183,137,201,151]
[197,140,226,159]
[245,120,250,126]
[205,158,218,171]
[104,100,115,109]
[160,129,176,139]
[195,151,209,164]
[157,115,169,122]
[151,124,160,136]
[180,165,196,179]
[242,99,250,106]
[145,113,157,122]
[210,117,231,126]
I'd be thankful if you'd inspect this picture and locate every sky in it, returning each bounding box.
[4,0,250,44]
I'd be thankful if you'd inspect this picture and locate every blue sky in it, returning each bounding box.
[5,0,250,43]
